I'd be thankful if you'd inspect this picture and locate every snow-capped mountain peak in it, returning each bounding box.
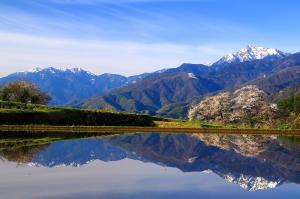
[26,67,43,73]
[23,67,96,76]
[23,67,64,74]
[213,45,289,67]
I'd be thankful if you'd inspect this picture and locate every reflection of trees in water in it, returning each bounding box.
[192,134,276,157]
[193,133,300,172]
[0,137,62,163]
[0,144,50,163]
[0,132,114,163]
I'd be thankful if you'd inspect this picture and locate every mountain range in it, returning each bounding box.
[0,67,130,105]
[1,45,299,118]
[78,46,300,118]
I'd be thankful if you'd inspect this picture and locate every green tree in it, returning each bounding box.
[277,93,300,115]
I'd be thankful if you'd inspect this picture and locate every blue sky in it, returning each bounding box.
[0,0,300,76]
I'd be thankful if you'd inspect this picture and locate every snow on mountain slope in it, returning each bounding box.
[0,67,128,105]
[223,173,282,191]
[23,67,96,76]
[213,45,289,67]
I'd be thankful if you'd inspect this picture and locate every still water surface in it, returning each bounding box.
[1,132,300,199]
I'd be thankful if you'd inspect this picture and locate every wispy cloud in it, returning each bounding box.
[0,0,250,42]
[0,32,231,77]
[1,0,289,77]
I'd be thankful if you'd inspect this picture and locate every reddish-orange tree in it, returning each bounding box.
[0,81,51,105]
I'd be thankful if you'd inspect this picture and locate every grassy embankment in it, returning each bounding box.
[1,100,300,135]
[0,100,203,128]
[0,100,158,126]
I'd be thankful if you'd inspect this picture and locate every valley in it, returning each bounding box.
[1,45,299,130]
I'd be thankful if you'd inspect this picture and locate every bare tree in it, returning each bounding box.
[0,81,51,105]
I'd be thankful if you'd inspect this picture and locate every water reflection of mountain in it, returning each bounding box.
[1,133,300,191]
[108,133,300,191]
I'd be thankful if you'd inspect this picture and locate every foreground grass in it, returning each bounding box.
[154,120,202,128]
[155,120,243,129]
